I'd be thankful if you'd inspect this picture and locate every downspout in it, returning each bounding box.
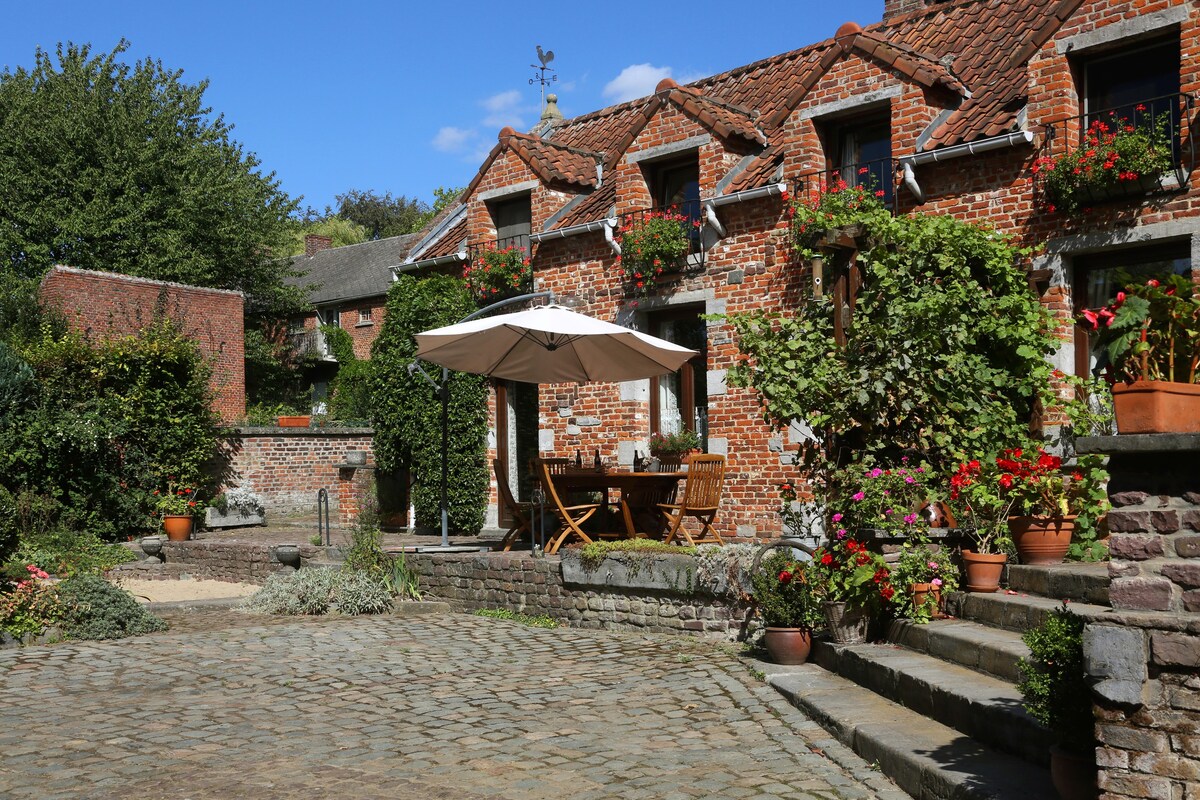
[703,182,788,239]
[602,218,621,257]
[899,130,1035,204]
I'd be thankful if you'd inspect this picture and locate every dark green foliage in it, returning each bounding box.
[342,484,390,577]
[0,317,218,540]
[0,41,304,320]
[336,186,463,240]
[55,574,168,640]
[317,325,374,422]
[727,213,1057,473]
[0,341,34,423]
[243,326,313,413]
[371,274,488,534]
[1017,605,1094,753]
[751,550,824,629]
[13,525,137,577]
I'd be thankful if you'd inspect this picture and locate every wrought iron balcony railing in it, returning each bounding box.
[617,198,706,276]
[1040,92,1194,206]
[464,235,534,303]
[288,328,336,362]
[791,156,898,213]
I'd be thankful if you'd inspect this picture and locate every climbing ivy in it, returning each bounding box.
[370,274,488,534]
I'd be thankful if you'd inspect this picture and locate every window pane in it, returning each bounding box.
[653,313,707,444]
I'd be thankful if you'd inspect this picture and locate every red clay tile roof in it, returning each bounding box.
[418,216,467,260]
[510,0,1082,226]
[461,129,602,200]
[552,182,616,230]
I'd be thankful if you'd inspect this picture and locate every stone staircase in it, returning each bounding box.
[757,562,1112,800]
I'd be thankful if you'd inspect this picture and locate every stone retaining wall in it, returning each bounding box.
[110,541,324,585]
[1077,435,1200,613]
[1084,611,1200,800]
[407,551,754,640]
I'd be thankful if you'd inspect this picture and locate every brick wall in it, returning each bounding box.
[39,266,246,422]
[217,428,375,515]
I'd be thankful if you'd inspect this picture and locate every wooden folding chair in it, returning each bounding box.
[535,458,600,554]
[620,483,679,539]
[493,458,533,551]
[659,454,727,546]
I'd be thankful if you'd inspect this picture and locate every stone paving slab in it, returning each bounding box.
[0,610,903,800]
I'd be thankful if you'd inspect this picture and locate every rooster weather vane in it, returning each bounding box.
[530,45,557,110]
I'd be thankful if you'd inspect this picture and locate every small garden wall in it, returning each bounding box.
[216,427,374,516]
[110,541,323,585]
[406,550,755,640]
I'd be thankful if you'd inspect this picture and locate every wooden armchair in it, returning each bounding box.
[659,454,727,546]
[493,458,532,551]
[535,458,599,554]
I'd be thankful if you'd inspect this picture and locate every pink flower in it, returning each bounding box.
[931,578,943,588]
[904,476,915,484]
[869,468,883,478]
[903,513,918,525]
[836,528,847,539]
[832,513,843,522]
[928,561,939,570]
[852,491,865,502]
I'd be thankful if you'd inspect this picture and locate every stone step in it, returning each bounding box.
[885,617,1029,682]
[945,589,1113,633]
[1005,562,1110,605]
[762,661,1057,800]
[811,639,1054,765]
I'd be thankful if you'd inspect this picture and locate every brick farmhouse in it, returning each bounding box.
[305,0,1200,539]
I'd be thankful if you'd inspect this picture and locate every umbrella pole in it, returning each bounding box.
[439,367,450,549]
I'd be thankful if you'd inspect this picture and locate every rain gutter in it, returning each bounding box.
[530,217,621,256]
[703,182,788,238]
[899,130,1035,204]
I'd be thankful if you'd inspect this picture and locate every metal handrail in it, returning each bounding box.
[317,488,331,546]
[791,157,899,212]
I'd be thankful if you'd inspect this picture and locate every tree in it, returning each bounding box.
[287,214,369,256]
[0,41,305,320]
[336,186,463,240]
[370,274,487,534]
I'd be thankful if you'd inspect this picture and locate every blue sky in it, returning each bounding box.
[2,0,884,214]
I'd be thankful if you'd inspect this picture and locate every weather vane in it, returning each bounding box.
[530,45,557,110]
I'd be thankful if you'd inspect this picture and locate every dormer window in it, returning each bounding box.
[488,195,532,255]
[648,155,701,246]
[832,116,893,204]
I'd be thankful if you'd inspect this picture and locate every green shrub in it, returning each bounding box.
[473,608,559,628]
[56,575,168,640]
[13,527,137,577]
[1017,605,1094,753]
[328,359,374,421]
[577,538,695,571]
[242,568,393,616]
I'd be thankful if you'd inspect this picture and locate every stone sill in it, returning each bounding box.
[1077,434,1200,455]
[559,549,748,598]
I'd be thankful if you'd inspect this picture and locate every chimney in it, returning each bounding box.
[883,0,928,21]
[305,234,333,257]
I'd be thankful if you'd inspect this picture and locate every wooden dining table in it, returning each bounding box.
[547,468,687,540]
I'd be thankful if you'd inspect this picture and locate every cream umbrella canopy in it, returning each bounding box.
[414,304,697,382]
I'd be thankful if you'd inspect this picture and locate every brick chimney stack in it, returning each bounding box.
[883,0,928,21]
[305,234,333,257]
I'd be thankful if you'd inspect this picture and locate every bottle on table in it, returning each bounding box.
[575,449,583,468]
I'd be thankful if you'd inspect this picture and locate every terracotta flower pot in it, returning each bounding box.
[162,514,193,542]
[762,627,813,665]
[1049,744,1098,800]
[1111,380,1200,434]
[911,582,945,617]
[1009,515,1076,566]
[822,601,869,644]
[961,550,1007,592]
[277,415,311,428]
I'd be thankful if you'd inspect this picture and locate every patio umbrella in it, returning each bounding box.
[414,304,697,383]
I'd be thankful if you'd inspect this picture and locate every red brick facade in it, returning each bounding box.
[39,266,246,422]
[409,0,1200,541]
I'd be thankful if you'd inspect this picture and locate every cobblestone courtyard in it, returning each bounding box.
[0,610,903,799]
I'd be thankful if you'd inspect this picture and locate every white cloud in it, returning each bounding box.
[481,90,530,129]
[603,64,673,103]
[432,126,475,153]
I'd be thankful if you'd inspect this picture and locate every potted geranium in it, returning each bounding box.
[1017,605,1097,800]
[807,535,894,644]
[464,243,532,302]
[750,550,824,664]
[789,174,890,260]
[648,429,701,470]
[154,480,201,541]
[995,448,1108,566]
[1033,110,1175,216]
[889,535,959,623]
[615,208,693,297]
[947,457,1014,592]
[1078,273,1200,433]
[832,458,931,540]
